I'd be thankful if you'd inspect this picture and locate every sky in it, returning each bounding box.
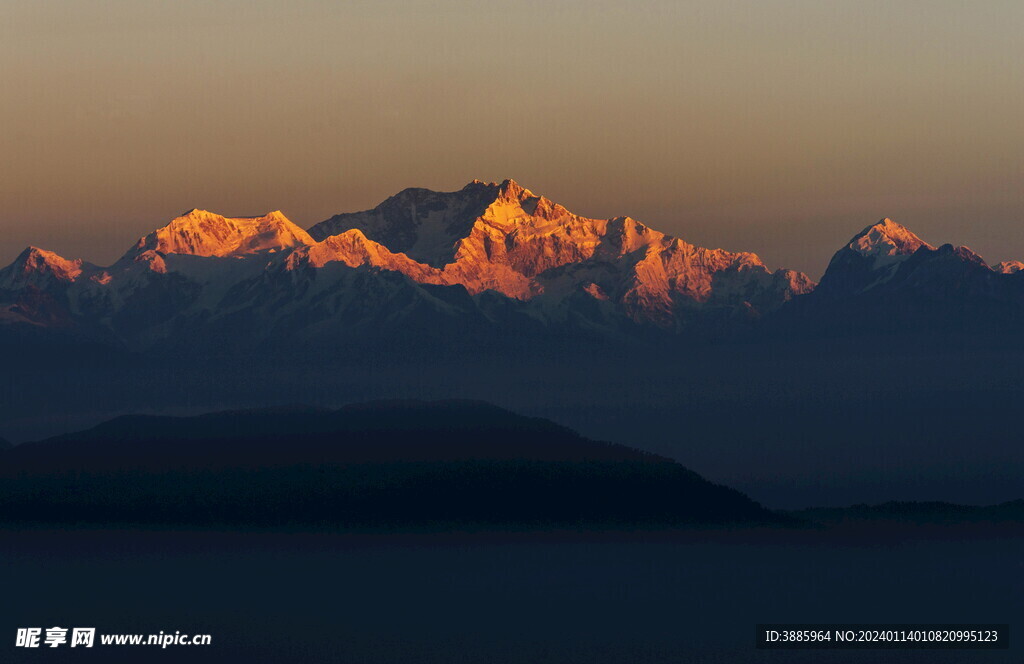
[0,0,1021,278]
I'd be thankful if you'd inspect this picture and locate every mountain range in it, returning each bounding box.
[8,176,1024,354]
[14,177,1019,352]
[4,180,1024,509]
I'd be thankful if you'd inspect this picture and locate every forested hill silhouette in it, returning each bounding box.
[0,400,779,530]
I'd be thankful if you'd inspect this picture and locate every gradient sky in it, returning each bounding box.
[1,0,1021,278]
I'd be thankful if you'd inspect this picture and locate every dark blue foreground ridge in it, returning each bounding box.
[0,400,780,530]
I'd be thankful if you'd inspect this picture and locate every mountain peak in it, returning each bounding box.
[458,178,535,201]
[994,260,1024,274]
[816,218,1006,297]
[937,243,988,267]
[308,180,542,267]
[462,177,526,188]
[848,218,934,263]
[495,178,533,200]
[179,208,288,222]
[12,246,83,281]
[0,246,85,294]
[126,210,313,260]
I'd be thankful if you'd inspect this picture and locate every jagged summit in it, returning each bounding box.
[286,228,444,284]
[0,247,92,327]
[0,246,84,286]
[463,178,531,194]
[936,243,988,267]
[816,218,935,295]
[494,178,534,200]
[309,180,749,269]
[308,178,545,267]
[125,209,313,260]
[305,179,813,320]
[993,260,1024,274]
[847,218,935,263]
[178,208,285,218]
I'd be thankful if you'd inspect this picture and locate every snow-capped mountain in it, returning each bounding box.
[4,182,1022,352]
[0,247,93,326]
[0,246,87,288]
[815,218,1022,302]
[993,260,1024,274]
[308,179,813,325]
[814,219,936,296]
[0,179,817,348]
[125,209,314,260]
[754,216,1024,340]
